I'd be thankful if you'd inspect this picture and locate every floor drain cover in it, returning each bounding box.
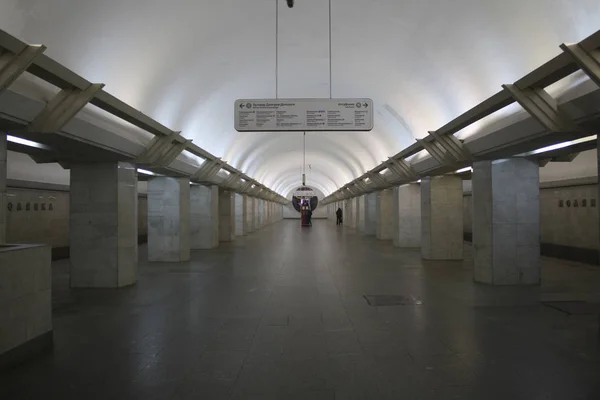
[541,301,600,315]
[364,295,423,306]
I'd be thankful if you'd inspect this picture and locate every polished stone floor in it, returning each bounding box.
[2,220,600,399]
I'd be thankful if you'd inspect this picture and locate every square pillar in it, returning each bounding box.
[219,189,235,241]
[190,184,219,249]
[344,200,352,228]
[148,177,190,262]
[472,159,540,285]
[421,175,463,260]
[244,195,254,234]
[376,189,393,240]
[70,162,138,287]
[264,201,268,226]
[253,197,260,230]
[354,198,360,229]
[349,198,355,228]
[0,134,6,244]
[265,201,269,225]
[265,200,269,225]
[393,183,421,248]
[259,199,265,228]
[364,193,377,235]
[235,193,244,236]
[357,196,365,232]
[598,140,600,264]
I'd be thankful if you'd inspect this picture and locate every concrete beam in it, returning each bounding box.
[29,83,104,133]
[192,159,221,182]
[502,84,578,133]
[0,44,46,94]
[428,130,471,163]
[561,43,600,88]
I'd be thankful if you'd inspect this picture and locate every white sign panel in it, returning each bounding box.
[235,98,373,132]
[293,189,316,197]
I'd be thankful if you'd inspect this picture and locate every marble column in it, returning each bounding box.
[259,199,265,228]
[271,202,275,223]
[376,189,394,240]
[148,177,190,262]
[358,196,365,232]
[364,192,377,235]
[354,198,360,229]
[253,197,260,230]
[350,198,358,229]
[393,183,421,248]
[0,134,6,244]
[70,162,138,287]
[190,184,219,249]
[421,175,463,260]
[472,159,540,285]
[244,195,254,234]
[235,193,244,236]
[219,188,235,242]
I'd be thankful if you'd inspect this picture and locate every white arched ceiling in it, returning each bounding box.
[1,0,599,195]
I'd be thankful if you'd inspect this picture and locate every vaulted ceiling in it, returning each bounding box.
[1,0,599,197]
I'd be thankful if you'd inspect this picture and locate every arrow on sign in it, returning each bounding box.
[363,103,368,108]
[239,104,245,109]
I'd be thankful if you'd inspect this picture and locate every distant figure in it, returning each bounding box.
[336,207,343,225]
[307,209,313,226]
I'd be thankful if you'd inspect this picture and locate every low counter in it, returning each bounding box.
[0,244,53,369]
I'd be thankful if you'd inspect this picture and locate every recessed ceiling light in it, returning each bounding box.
[137,168,157,176]
[7,135,50,150]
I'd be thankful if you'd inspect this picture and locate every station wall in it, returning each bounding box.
[464,182,599,264]
[5,185,148,260]
[8,181,598,264]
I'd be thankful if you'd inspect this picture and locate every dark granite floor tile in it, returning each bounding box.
[2,221,600,399]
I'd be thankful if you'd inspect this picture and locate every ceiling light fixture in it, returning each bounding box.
[7,135,50,150]
[455,167,473,174]
[137,168,157,176]
[527,135,597,155]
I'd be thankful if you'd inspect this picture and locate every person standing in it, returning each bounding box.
[336,207,343,226]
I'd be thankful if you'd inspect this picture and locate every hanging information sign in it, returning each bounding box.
[234,98,373,132]
[293,189,316,197]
